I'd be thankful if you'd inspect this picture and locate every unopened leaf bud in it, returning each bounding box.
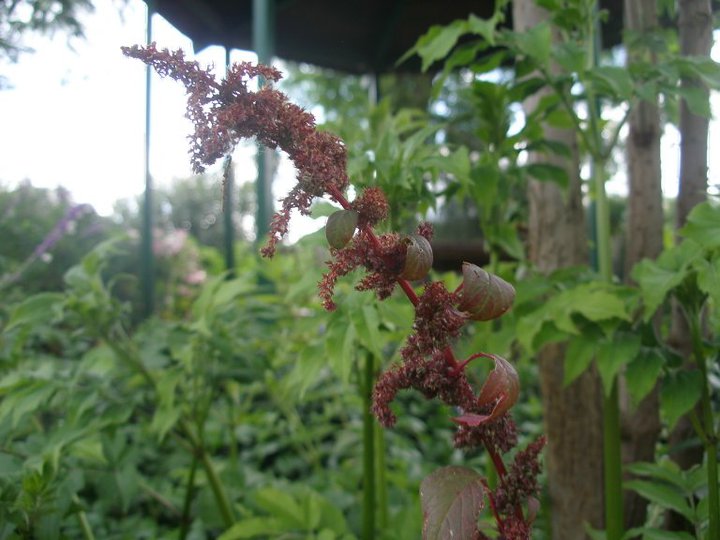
[325,209,358,249]
[400,234,433,280]
[457,262,515,321]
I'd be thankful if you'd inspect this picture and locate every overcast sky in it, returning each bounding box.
[0,0,718,218]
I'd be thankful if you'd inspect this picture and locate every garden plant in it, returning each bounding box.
[120,42,546,539]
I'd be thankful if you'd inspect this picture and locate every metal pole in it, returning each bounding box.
[223,47,236,276]
[142,0,155,317]
[252,0,275,244]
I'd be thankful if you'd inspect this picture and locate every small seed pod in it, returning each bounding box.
[325,209,358,249]
[400,234,433,280]
[457,262,515,321]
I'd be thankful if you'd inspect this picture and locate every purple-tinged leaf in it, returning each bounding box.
[421,466,485,540]
[453,354,519,427]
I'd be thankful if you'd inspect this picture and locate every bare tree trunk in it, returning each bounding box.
[667,0,712,532]
[514,2,604,538]
[676,0,712,228]
[621,0,663,529]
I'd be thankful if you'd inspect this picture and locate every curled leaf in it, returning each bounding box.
[457,262,515,321]
[325,209,358,248]
[400,234,433,280]
[453,354,519,427]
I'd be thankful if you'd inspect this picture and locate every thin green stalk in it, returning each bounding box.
[374,420,388,530]
[178,455,198,540]
[72,496,95,540]
[689,316,719,539]
[362,351,376,540]
[199,447,235,527]
[602,382,624,539]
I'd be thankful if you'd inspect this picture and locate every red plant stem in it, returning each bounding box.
[482,479,505,534]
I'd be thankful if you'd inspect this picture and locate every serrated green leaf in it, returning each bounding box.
[525,163,569,187]
[660,370,703,430]
[632,258,687,321]
[404,20,469,72]
[675,85,711,117]
[626,460,688,492]
[254,487,306,529]
[351,303,382,358]
[679,202,720,248]
[514,22,552,63]
[587,66,634,100]
[5,292,64,332]
[563,336,597,386]
[553,41,586,73]
[218,517,284,539]
[597,335,641,396]
[467,14,497,46]
[625,527,695,540]
[624,480,694,521]
[325,319,356,385]
[625,350,665,406]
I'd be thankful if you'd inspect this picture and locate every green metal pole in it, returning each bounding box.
[223,47,236,276]
[142,0,155,317]
[253,0,275,244]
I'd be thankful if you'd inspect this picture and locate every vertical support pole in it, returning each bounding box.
[253,0,275,244]
[142,0,155,317]
[223,47,236,277]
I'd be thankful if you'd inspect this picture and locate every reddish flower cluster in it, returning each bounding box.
[493,436,545,516]
[351,186,389,228]
[122,43,349,258]
[124,49,542,539]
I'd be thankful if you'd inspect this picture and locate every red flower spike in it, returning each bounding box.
[457,263,515,321]
[453,354,520,427]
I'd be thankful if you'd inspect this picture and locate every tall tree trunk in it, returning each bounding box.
[513,3,604,538]
[667,0,712,531]
[621,0,663,529]
[676,0,712,228]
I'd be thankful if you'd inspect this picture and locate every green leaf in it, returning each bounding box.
[632,258,687,321]
[467,14,497,46]
[679,202,720,248]
[624,528,695,540]
[525,163,569,187]
[5,292,63,332]
[596,335,641,397]
[563,335,597,386]
[218,517,284,539]
[660,370,703,430]
[675,85,711,118]
[513,22,552,63]
[325,319,356,385]
[625,350,665,406]
[254,487,306,529]
[404,20,469,72]
[695,256,720,309]
[624,480,694,521]
[350,303,383,359]
[626,460,688,492]
[420,466,485,540]
[586,66,634,100]
[553,41,586,73]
